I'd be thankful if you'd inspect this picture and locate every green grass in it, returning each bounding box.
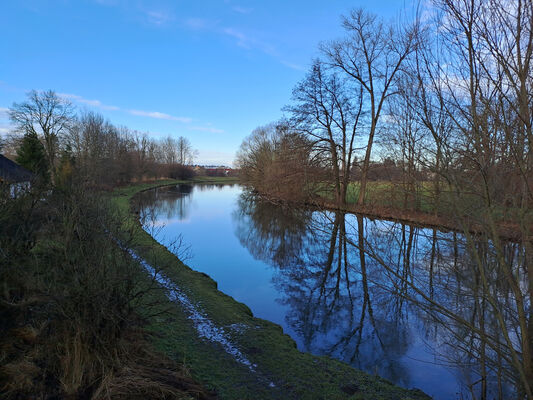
[110,177,430,400]
[345,181,442,212]
[316,180,493,218]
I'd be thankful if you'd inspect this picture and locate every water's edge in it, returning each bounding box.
[112,180,431,400]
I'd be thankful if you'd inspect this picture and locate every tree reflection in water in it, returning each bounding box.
[234,191,527,399]
[137,184,194,223]
[137,183,236,223]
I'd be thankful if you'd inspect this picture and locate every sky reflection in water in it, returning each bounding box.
[138,184,519,400]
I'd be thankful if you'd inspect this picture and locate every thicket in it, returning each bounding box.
[237,122,324,202]
[0,181,216,399]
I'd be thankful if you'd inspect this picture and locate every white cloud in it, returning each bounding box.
[128,109,193,123]
[0,125,12,137]
[57,92,222,131]
[222,27,251,49]
[0,107,9,118]
[182,14,298,71]
[280,60,306,71]
[222,27,277,56]
[59,93,194,124]
[92,1,173,27]
[59,93,119,111]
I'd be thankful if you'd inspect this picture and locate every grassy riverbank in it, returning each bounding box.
[268,180,525,241]
[111,178,430,400]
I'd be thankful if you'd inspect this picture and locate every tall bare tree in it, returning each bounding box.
[159,135,196,166]
[322,9,418,205]
[176,136,196,165]
[286,60,364,205]
[414,1,533,396]
[9,90,75,184]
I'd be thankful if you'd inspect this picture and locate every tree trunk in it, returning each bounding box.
[357,124,376,205]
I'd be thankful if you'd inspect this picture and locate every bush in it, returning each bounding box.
[0,184,215,399]
[167,164,195,180]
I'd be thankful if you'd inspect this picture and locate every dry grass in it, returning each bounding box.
[0,183,217,399]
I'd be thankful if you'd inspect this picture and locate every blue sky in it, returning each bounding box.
[0,0,416,165]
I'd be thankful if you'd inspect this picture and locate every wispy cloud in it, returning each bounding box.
[221,27,277,57]
[0,125,12,137]
[0,107,9,118]
[59,93,119,111]
[185,17,211,31]
[128,109,192,123]
[180,12,300,71]
[232,6,253,14]
[222,27,251,49]
[92,1,173,27]
[56,92,223,133]
[145,10,173,26]
[183,21,256,50]
[280,60,306,71]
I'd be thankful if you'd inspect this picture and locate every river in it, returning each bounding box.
[137,183,525,400]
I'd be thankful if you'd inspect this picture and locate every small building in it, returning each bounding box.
[0,154,33,197]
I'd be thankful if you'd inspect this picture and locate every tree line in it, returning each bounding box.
[238,0,533,216]
[2,89,198,188]
[237,1,533,397]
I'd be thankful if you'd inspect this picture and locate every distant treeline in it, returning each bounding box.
[2,90,199,188]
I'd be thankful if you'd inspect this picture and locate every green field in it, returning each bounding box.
[316,180,528,225]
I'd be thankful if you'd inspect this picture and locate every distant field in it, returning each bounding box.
[317,180,528,224]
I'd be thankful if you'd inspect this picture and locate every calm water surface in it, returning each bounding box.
[138,184,521,400]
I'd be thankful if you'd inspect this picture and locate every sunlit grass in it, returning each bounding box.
[313,180,531,225]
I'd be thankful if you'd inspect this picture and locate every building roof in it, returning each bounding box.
[0,154,33,183]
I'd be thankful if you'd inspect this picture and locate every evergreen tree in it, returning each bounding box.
[16,131,49,182]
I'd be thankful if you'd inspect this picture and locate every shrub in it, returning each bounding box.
[0,184,215,399]
[167,164,195,180]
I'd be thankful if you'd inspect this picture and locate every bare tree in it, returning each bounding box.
[159,136,196,166]
[322,9,418,205]
[382,74,427,210]
[412,1,533,396]
[176,136,196,165]
[9,90,75,184]
[160,136,179,165]
[286,60,363,205]
[236,122,318,201]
